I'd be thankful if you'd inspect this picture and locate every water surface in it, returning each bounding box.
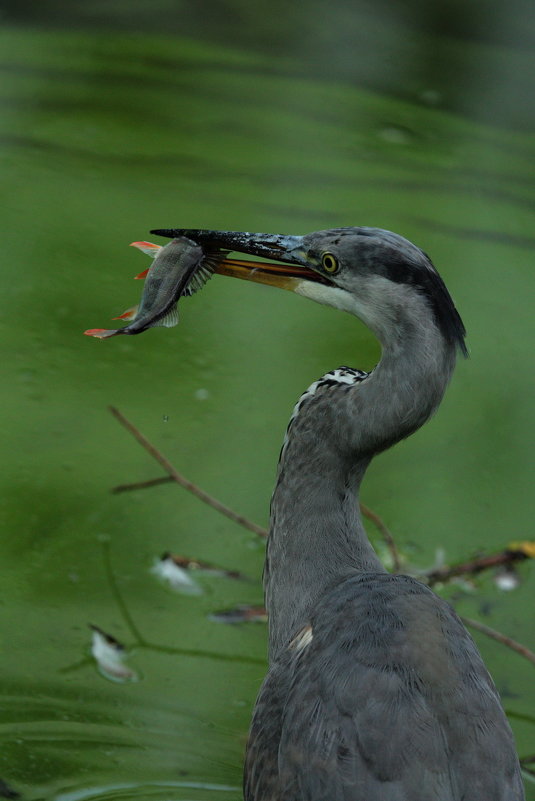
[1,3,534,798]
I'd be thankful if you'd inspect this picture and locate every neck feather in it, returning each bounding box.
[265,316,457,662]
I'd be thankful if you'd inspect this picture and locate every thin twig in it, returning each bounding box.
[109,436,402,567]
[360,503,402,572]
[109,407,535,667]
[111,471,531,594]
[109,406,268,538]
[112,476,174,494]
[425,549,529,586]
[461,616,535,667]
[108,414,528,589]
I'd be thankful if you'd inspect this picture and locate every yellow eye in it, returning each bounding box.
[321,252,339,274]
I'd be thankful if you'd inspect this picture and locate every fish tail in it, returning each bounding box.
[84,328,121,339]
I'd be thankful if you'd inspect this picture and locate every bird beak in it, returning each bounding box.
[150,228,328,291]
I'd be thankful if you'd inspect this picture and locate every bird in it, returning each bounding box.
[152,226,525,801]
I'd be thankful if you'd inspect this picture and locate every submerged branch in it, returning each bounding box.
[425,548,530,587]
[360,503,402,572]
[108,407,534,668]
[108,408,402,561]
[461,616,535,667]
[112,475,174,493]
[109,406,267,538]
[108,408,533,589]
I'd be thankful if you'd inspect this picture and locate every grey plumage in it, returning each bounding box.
[247,574,521,800]
[152,226,524,800]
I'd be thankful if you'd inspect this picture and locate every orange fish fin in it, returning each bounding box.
[130,241,162,257]
[112,305,138,321]
[84,328,119,339]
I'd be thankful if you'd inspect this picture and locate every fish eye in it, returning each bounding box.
[321,252,339,274]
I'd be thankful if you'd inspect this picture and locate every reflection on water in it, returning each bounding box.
[3,0,535,131]
[1,1,534,799]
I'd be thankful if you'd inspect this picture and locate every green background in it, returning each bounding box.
[1,2,533,799]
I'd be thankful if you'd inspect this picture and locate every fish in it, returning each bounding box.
[84,236,218,339]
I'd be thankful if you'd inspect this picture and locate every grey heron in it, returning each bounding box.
[152,226,524,801]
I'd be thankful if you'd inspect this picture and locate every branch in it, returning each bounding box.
[208,603,535,669]
[360,503,402,572]
[425,549,529,587]
[108,418,401,565]
[461,616,535,667]
[108,411,534,591]
[112,476,174,494]
[108,408,534,669]
[109,406,267,538]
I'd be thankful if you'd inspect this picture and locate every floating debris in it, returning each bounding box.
[424,541,534,588]
[163,552,249,580]
[152,552,249,595]
[89,624,138,683]
[508,540,535,559]
[493,567,521,592]
[151,553,203,595]
[209,604,267,624]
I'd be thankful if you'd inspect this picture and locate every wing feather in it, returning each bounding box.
[244,574,523,800]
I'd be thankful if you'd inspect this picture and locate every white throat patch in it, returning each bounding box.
[279,366,369,465]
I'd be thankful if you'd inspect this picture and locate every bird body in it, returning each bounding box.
[150,226,524,800]
[244,354,523,800]
[246,571,521,800]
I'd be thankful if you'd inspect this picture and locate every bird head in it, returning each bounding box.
[150,226,467,356]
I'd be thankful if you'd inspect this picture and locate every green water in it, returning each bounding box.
[1,3,534,799]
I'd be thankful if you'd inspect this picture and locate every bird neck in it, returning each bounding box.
[265,328,457,662]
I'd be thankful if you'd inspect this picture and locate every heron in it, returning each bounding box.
[152,226,524,800]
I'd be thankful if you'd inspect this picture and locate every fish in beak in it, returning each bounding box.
[150,228,333,291]
[84,236,218,339]
[84,230,335,341]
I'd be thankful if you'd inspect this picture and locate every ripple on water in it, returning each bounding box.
[53,780,238,801]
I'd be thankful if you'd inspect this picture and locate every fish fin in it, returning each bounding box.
[84,328,121,339]
[154,304,179,328]
[130,241,162,257]
[182,264,214,295]
[112,305,138,321]
[134,268,150,280]
[181,251,228,297]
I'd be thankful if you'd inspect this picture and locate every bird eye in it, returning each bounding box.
[321,252,339,274]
